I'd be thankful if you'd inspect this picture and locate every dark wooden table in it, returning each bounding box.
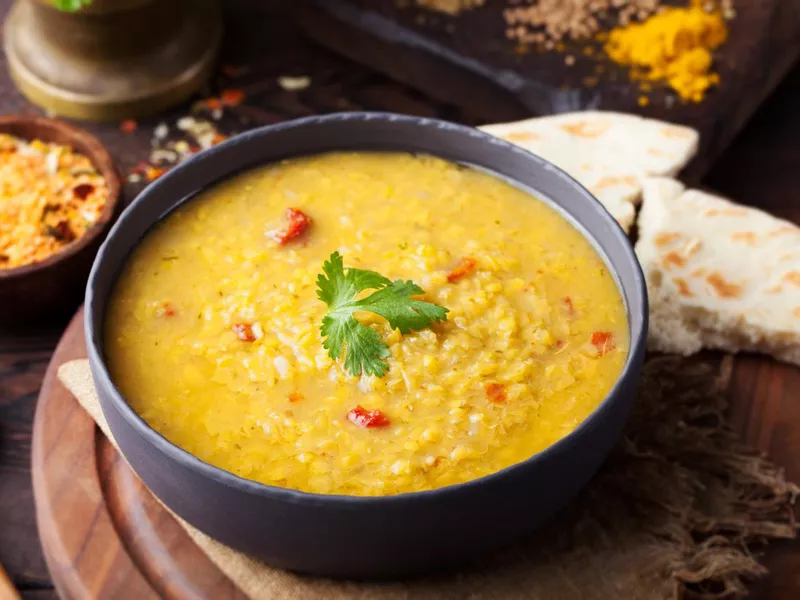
[1,2,799,598]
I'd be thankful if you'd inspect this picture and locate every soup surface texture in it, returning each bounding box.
[106,152,628,496]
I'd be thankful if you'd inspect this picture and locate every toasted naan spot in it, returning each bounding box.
[663,250,687,269]
[580,163,592,171]
[691,268,706,277]
[661,126,693,139]
[673,277,693,297]
[707,272,743,298]
[780,253,797,262]
[794,307,800,318]
[560,121,608,138]
[769,226,797,238]
[766,284,783,295]
[783,271,800,286]
[504,131,540,142]
[647,148,665,156]
[654,232,682,247]
[731,231,757,245]
[704,207,748,217]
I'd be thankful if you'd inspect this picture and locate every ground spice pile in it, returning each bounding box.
[504,0,661,44]
[405,0,734,103]
[604,1,728,102]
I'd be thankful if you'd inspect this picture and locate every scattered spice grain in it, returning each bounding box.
[119,119,137,133]
[413,0,486,14]
[277,76,311,91]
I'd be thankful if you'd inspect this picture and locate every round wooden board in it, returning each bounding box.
[32,309,246,600]
[32,309,800,599]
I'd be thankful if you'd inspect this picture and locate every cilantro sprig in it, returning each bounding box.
[317,251,448,377]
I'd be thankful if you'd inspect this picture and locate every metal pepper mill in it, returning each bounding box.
[3,0,222,121]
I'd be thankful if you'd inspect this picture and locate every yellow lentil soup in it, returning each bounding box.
[105,152,628,496]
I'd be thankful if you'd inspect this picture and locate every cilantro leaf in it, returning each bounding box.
[317,251,449,377]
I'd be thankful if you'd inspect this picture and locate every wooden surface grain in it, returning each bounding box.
[293,0,800,181]
[1,0,800,597]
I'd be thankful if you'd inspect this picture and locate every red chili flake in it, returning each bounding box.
[156,302,177,318]
[484,382,507,403]
[211,132,229,145]
[591,331,616,356]
[563,296,575,314]
[72,183,95,200]
[232,323,257,342]
[119,119,138,133]
[204,97,223,111]
[272,208,311,245]
[555,339,565,348]
[46,220,75,242]
[221,64,244,77]
[288,392,304,403]
[220,88,245,106]
[145,167,166,181]
[347,405,391,428]
[447,257,477,283]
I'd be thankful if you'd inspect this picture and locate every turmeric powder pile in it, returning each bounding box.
[604,2,729,103]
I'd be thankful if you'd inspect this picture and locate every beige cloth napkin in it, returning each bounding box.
[58,358,797,600]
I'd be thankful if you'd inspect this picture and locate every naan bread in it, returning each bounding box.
[636,178,800,365]
[480,111,699,231]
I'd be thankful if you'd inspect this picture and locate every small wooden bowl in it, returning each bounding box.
[0,116,121,327]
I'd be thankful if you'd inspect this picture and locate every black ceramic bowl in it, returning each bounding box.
[85,112,648,579]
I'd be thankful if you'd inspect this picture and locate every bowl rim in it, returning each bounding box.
[86,111,648,507]
[0,115,122,279]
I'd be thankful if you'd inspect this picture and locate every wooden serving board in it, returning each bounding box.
[31,309,246,600]
[32,309,800,599]
[290,0,800,181]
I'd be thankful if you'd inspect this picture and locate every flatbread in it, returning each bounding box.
[480,111,699,232]
[635,177,800,365]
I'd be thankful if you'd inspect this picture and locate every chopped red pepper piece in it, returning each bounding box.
[72,183,95,200]
[271,208,311,245]
[591,331,616,356]
[563,296,574,315]
[347,405,391,428]
[484,382,507,403]
[156,302,177,318]
[447,257,477,283]
[288,392,304,403]
[232,323,257,342]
